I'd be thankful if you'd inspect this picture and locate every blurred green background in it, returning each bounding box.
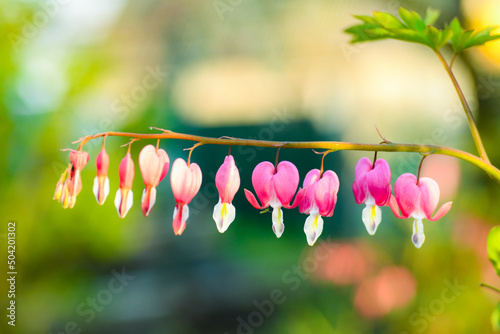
[1,0,500,333]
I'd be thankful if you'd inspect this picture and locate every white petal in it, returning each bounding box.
[362,204,382,235]
[412,219,425,248]
[304,214,324,246]
[272,206,284,238]
[173,204,190,222]
[93,177,99,202]
[94,177,110,205]
[212,199,236,233]
[114,188,133,218]
[142,187,156,216]
[114,189,121,216]
[126,189,134,216]
[103,177,110,202]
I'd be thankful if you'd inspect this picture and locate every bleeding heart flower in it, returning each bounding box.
[139,145,170,216]
[213,155,240,233]
[352,157,392,235]
[62,150,89,208]
[389,173,453,248]
[171,158,202,235]
[244,161,305,238]
[299,169,340,246]
[93,146,110,205]
[114,152,135,218]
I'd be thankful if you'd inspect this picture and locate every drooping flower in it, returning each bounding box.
[299,169,340,246]
[139,145,170,216]
[171,158,202,235]
[244,161,305,238]
[213,155,240,233]
[62,150,89,208]
[93,146,110,205]
[114,152,135,218]
[352,157,392,235]
[389,173,453,248]
[53,164,71,202]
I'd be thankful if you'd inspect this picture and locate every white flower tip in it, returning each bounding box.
[362,204,382,236]
[272,206,284,238]
[213,201,236,233]
[93,176,110,205]
[304,214,324,246]
[114,188,133,218]
[412,219,425,249]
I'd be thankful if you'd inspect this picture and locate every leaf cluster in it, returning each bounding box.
[345,7,500,53]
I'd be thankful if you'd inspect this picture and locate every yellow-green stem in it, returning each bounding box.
[435,51,490,164]
[76,130,500,183]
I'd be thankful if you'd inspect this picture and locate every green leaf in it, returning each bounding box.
[399,7,426,32]
[424,7,441,26]
[487,226,500,277]
[345,6,500,53]
[492,302,500,332]
[372,11,406,29]
[345,6,445,50]
[464,27,500,49]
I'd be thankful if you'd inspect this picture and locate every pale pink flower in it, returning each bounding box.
[390,173,452,248]
[213,155,240,233]
[93,146,110,205]
[299,169,339,245]
[171,158,202,235]
[139,145,170,216]
[114,152,135,218]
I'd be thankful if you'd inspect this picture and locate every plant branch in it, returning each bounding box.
[480,283,500,294]
[75,130,500,183]
[435,51,490,164]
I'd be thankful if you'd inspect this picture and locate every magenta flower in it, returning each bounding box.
[139,145,170,216]
[352,157,392,235]
[389,173,453,248]
[93,146,110,205]
[244,161,305,238]
[114,152,135,218]
[213,155,240,233]
[171,158,202,235]
[299,169,340,246]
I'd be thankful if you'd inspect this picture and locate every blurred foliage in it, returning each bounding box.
[346,6,500,52]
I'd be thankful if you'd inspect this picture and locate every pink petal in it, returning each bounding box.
[141,186,156,216]
[366,159,392,206]
[173,203,188,235]
[119,152,135,189]
[273,161,299,206]
[251,161,275,207]
[352,157,372,204]
[158,149,170,182]
[244,189,266,209]
[313,170,340,217]
[428,201,453,221]
[216,155,240,203]
[417,177,440,219]
[299,169,321,214]
[284,187,306,209]
[389,195,406,219]
[96,147,109,177]
[170,159,202,204]
[70,150,89,170]
[139,145,167,187]
[394,173,420,218]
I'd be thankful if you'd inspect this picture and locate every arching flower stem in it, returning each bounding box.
[72,130,500,184]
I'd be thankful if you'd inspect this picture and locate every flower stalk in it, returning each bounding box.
[74,130,500,184]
